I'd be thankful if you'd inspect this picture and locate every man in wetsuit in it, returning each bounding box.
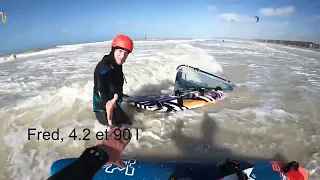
[93,34,133,126]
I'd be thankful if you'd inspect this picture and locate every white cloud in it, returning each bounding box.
[206,5,216,11]
[212,14,291,40]
[259,6,294,17]
[217,13,258,23]
[271,21,290,28]
[312,15,320,21]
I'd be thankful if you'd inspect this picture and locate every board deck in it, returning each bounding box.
[122,64,236,113]
[50,158,292,180]
[124,90,224,112]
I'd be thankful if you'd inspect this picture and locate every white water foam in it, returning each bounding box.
[1,39,319,179]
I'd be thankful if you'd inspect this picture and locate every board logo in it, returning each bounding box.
[281,173,288,180]
[243,168,256,180]
[270,161,288,180]
[103,160,136,176]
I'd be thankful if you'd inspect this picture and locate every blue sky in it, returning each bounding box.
[0,0,320,55]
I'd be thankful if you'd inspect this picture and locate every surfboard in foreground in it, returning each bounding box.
[50,158,308,180]
[123,64,235,113]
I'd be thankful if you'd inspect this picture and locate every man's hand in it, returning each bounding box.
[96,126,131,167]
[105,94,118,126]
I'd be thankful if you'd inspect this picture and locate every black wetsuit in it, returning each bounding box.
[93,50,131,126]
[47,145,109,180]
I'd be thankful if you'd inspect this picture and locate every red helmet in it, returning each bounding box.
[111,34,134,53]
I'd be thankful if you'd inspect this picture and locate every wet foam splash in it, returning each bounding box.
[1,39,225,179]
[1,39,319,179]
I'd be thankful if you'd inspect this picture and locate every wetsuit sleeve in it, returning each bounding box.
[108,75,124,104]
[94,62,111,110]
[47,146,109,180]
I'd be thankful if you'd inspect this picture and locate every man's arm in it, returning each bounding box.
[94,63,111,110]
[109,81,123,104]
[107,71,125,105]
[47,146,109,180]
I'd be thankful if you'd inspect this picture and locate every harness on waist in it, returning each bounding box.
[93,91,103,112]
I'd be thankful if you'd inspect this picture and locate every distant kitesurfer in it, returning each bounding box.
[92,34,133,126]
